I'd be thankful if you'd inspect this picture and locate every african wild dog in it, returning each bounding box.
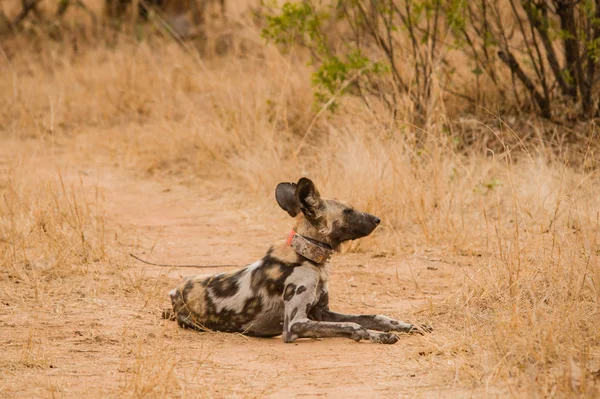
[164,177,428,344]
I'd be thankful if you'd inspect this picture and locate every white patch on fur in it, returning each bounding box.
[212,260,262,313]
[285,265,321,293]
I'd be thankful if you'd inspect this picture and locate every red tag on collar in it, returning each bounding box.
[286,230,296,246]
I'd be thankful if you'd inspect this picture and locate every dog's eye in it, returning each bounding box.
[343,208,353,214]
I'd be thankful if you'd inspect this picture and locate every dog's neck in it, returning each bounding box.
[286,230,334,264]
[293,215,342,250]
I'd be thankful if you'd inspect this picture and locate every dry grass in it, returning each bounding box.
[1,1,600,397]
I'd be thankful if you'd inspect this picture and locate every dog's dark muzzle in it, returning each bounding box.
[363,213,381,234]
[369,214,381,227]
[347,213,381,240]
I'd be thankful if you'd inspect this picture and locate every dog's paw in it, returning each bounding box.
[409,324,433,335]
[372,332,399,345]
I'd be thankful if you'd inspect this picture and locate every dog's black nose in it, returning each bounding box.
[373,217,381,225]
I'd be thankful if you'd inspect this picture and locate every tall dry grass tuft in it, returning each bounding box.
[0,159,122,306]
[118,338,181,398]
[420,150,600,396]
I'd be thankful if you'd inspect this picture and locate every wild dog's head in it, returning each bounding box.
[275,177,380,250]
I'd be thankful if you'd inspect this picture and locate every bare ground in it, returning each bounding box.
[0,141,477,398]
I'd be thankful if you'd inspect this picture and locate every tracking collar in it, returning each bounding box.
[286,230,334,264]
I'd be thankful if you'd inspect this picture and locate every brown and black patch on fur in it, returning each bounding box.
[206,269,245,298]
[250,250,299,296]
[268,245,303,265]
[296,285,307,295]
[170,278,211,330]
[264,247,304,267]
[203,296,264,332]
[283,283,297,301]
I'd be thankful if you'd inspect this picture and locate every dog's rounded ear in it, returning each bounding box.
[275,182,300,217]
[296,177,322,219]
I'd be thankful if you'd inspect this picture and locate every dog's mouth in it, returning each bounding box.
[351,225,378,240]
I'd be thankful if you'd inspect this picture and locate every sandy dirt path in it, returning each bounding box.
[1,142,469,398]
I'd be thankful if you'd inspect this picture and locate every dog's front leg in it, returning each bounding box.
[281,285,398,344]
[313,309,430,334]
